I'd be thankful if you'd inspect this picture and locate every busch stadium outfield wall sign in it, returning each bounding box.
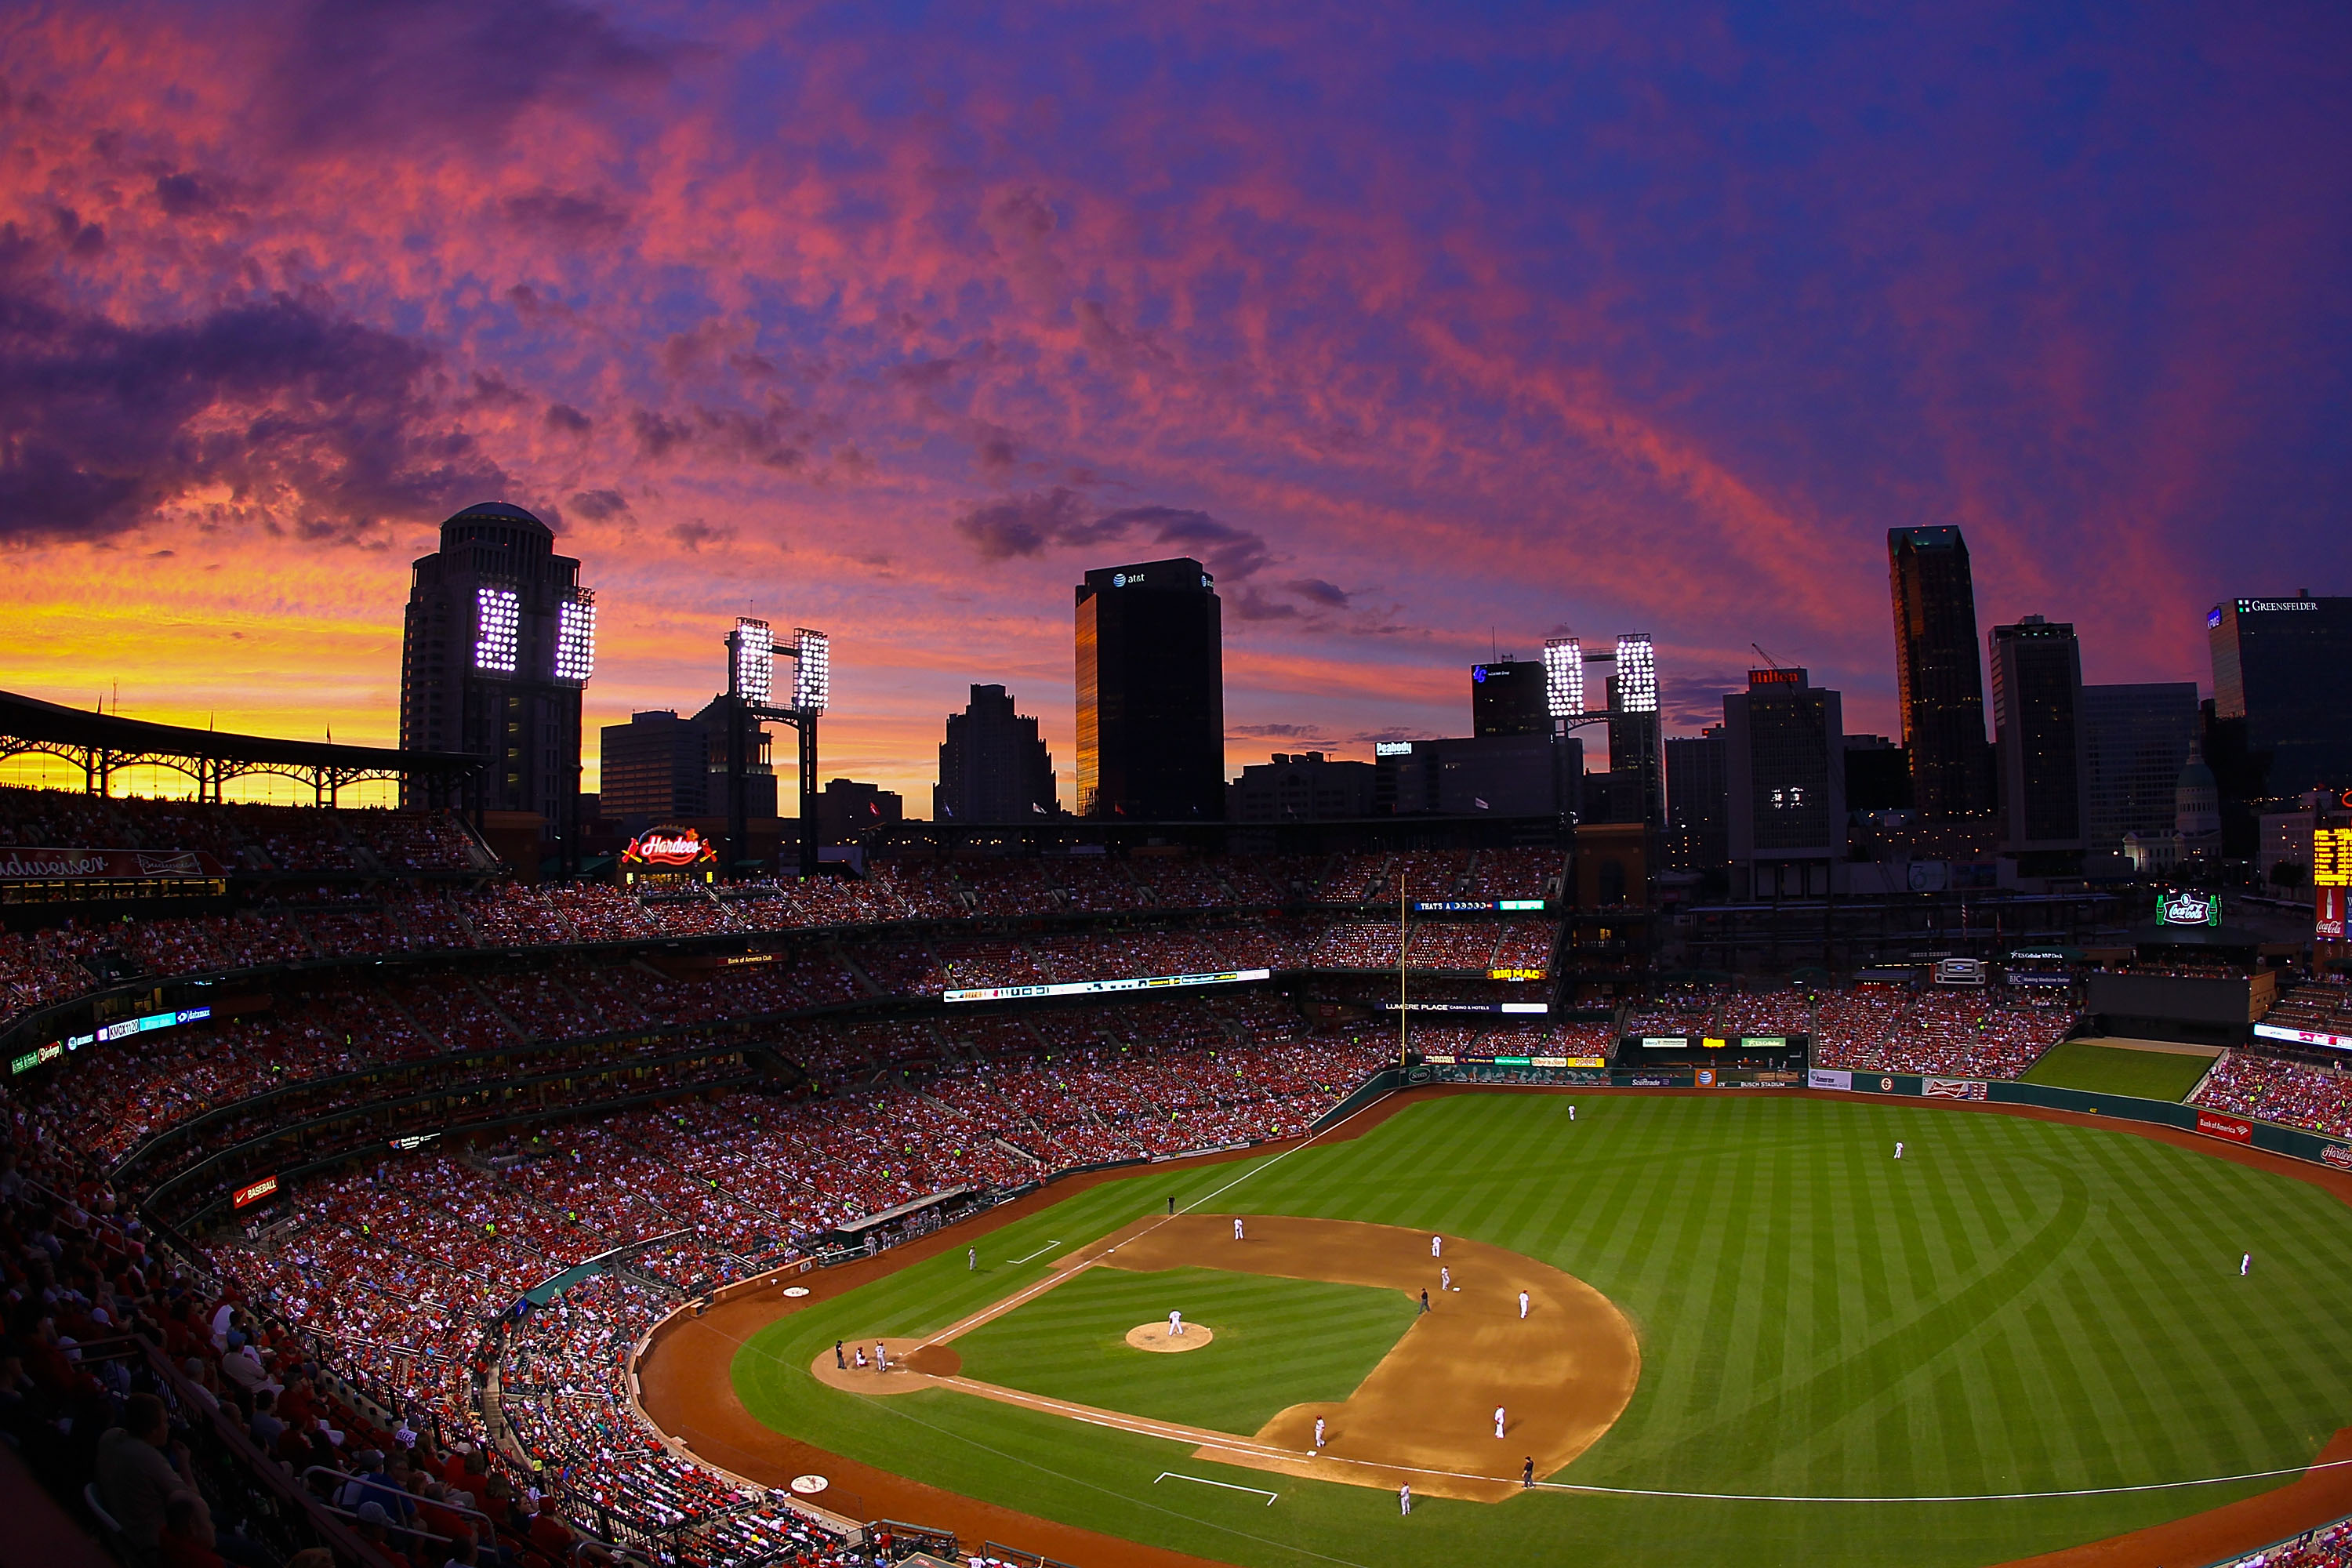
[2194,1109,2253,1144]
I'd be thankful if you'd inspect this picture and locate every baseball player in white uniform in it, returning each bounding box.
[1440,1265,1452,1291]
[876,1341,888,1371]
[1895,1141,1904,1159]
[1168,1309,1184,1337]
[1313,1417,1326,1449]
[1399,1483,1411,1515]
[2241,1253,2252,1276]
[1233,1218,1244,1241]
[1494,1406,1506,1439]
[1519,1290,1530,1319]
[1431,1234,1442,1258]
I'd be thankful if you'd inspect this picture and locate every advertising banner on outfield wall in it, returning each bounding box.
[1923,1079,1989,1100]
[2195,1109,2254,1144]
[1808,1069,1851,1091]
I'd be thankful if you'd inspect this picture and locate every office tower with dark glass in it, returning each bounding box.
[599,710,710,825]
[936,684,1058,822]
[1889,525,1989,816]
[1987,616,2087,857]
[1075,559,1225,819]
[1471,660,1548,737]
[1664,727,1729,869]
[2079,683,2199,852]
[1723,668,1846,899]
[399,502,595,843]
[2209,597,2352,794]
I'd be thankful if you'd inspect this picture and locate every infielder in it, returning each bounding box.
[1313,1417,1326,1450]
[1399,1483,1411,1515]
[1233,1218,1245,1241]
[1168,1309,1184,1337]
[1494,1406,1507,1439]
[1519,1290,1530,1319]
[1431,1234,1443,1258]
[1440,1265,1452,1292]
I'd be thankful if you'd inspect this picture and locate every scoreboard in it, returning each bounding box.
[2316,828,2352,888]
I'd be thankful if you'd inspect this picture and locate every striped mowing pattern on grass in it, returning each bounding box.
[732,1094,2352,1568]
[952,1265,1416,1435]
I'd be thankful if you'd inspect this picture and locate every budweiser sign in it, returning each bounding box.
[621,827,717,868]
[0,846,226,880]
[2194,1109,2253,1144]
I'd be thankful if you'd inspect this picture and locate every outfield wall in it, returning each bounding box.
[1803,1069,2352,1173]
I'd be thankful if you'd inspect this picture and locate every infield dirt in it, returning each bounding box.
[635,1085,2352,1568]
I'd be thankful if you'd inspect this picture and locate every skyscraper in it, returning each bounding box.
[599,710,708,824]
[1075,559,1224,819]
[936,684,1057,822]
[2209,597,2352,794]
[1724,668,1846,899]
[1470,660,1547,737]
[2079,684,2198,853]
[399,502,595,845]
[1664,726,1729,869]
[1889,526,1988,817]
[1987,616,2086,857]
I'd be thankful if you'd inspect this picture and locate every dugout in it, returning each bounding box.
[819,1186,982,1254]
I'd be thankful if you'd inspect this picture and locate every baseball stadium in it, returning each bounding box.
[5,746,2352,1568]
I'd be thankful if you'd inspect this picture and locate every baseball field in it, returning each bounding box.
[707,1091,2352,1566]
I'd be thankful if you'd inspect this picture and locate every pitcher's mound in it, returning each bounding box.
[1126,1322,1215,1352]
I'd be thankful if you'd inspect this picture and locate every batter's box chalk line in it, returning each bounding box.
[1156,1472,1277,1505]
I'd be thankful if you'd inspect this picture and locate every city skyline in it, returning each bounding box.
[3,2,2350,808]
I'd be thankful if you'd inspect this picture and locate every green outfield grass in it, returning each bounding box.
[731,1094,2352,1568]
[951,1265,1414,1432]
[2020,1040,2219,1102]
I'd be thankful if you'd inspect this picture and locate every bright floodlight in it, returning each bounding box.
[474,586,520,674]
[1544,637,1584,718]
[1615,633,1657,713]
[733,618,773,704]
[793,627,829,713]
[555,594,597,683]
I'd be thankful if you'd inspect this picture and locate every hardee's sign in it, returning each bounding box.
[622,827,718,868]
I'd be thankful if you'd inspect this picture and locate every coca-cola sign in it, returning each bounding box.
[621,827,717,867]
[0,845,226,880]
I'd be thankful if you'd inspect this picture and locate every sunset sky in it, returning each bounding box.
[3,1,2348,808]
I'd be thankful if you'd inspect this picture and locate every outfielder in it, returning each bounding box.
[1895,1141,1904,1159]
[967,1247,976,1271]
[2242,1253,2252,1276]
[1399,1483,1411,1515]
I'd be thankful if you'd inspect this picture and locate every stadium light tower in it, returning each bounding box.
[724,617,829,880]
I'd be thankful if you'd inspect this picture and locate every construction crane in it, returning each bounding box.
[1751,642,1785,671]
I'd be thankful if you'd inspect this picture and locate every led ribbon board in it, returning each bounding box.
[946,967,1272,1003]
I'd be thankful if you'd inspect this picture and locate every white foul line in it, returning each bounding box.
[1005,1240,1062,1265]
[1158,1472,1278,1505]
